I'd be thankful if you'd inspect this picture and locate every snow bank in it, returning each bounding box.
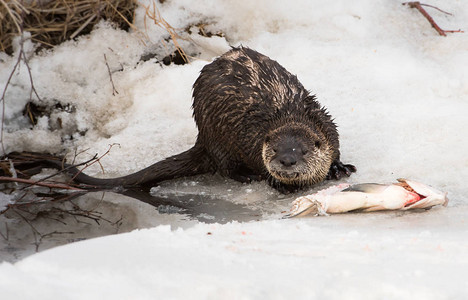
[1,210,468,299]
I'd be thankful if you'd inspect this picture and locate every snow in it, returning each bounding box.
[2,212,468,299]
[1,0,468,298]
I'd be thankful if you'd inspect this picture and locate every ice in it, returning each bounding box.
[1,210,468,299]
[1,0,468,298]
[0,193,14,211]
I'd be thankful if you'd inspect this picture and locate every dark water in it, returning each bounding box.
[1,176,462,263]
[0,176,288,263]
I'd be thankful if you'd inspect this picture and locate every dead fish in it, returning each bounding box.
[286,179,448,218]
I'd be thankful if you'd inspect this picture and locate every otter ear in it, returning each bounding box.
[303,95,321,113]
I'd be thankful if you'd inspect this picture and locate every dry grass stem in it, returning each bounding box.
[139,0,189,63]
[1,0,137,55]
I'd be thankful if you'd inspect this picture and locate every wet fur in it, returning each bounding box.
[61,47,355,191]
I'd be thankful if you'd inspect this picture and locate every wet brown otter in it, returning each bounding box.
[64,47,356,192]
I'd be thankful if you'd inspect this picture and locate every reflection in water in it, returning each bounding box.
[0,176,293,263]
[1,175,461,263]
[123,188,263,224]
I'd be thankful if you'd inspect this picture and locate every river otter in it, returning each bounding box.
[64,47,356,192]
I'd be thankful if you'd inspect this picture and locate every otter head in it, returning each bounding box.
[262,123,334,187]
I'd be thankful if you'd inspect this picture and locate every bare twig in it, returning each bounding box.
[403,2,464,36]
[1,147,117,191]
[0,33,42,155]
[139,0,189,63]
[51,206,110,225]
[77,191,106,214]
[104,53,119,96]
[0,176,86,191]
[419,3,452,16]
[112,215,124,232]
[69,13,97,40]
[70,143,120,183]
[13,209,40,249]
[37,230,74,250]
[20,153,99,190]
[71,147,91,165]
[0,223,8,240]
[0,41,22,155]
[105,0,144,41]
[20,42,42,102]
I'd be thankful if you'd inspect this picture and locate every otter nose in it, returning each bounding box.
[279,155,297,167]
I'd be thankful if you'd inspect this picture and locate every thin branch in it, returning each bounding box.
[0,223,8,240]
[70,143,120,183]
[1,32,42,155]
[20,41,42,102]
[105,0,144,40]
[13,209,40,249]
[51,206,109,225]
[419,3,452,16]
[37,231,74,249]
[403,2,464,36]
[71,147,91,165]
[104,53,119,96]
[0,176,86,191]
[69,13,97,40]
[20,153,98,190]
[0,41,23,155]
[139,1,189,63]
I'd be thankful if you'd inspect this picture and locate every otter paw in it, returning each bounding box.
[274,184,299,194]
[230,172,262,184]
[326,161,357,180]
[267,178,299,194]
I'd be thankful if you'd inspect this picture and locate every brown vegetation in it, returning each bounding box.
[0,0,137,55]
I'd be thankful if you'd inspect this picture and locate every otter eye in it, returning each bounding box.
[273,148,277,153]
[315,141,321,148]
[302,149,308,155]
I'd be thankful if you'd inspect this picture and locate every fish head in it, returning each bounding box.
[397,178,449,208]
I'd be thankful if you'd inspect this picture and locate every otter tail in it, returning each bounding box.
[57,145,213,188]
